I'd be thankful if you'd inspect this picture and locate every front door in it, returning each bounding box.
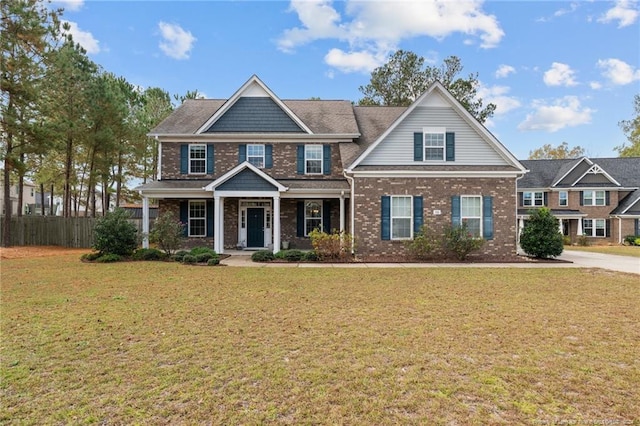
[247,208,265,247]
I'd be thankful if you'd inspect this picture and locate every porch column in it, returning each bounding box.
[142,196,149,249]
[576,217,583,236]
[558,218,563,234]
[339,195,345,232]
[273,194,281,253]
[219,197,225,253]
[518,217,524,242]
[214,195,222,253]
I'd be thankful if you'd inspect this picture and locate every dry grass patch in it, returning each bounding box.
[565,245,640,258]
[1,254,639,424]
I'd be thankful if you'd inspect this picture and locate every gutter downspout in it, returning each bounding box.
[515,172,527,255]
[343,170,355,254]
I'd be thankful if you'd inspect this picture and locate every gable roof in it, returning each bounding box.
[519,157,640,189]
[346,81,526,172]
[204,161,287,192]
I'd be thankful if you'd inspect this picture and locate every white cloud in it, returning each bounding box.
[589,81,603,90]
[478,84,521,116]
[596,58,640,85]
[278,0,504,73]
[518,96,594,132]
[597,0,639,28]
[53,0,84,12]
[158,22,196,60]
[543,62,578,87]
[495,64,515,79]
[61,20,100,54]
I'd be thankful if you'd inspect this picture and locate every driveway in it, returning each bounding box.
[559,249,640,275]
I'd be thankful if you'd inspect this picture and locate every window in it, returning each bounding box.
[461,196,482,237]
[391,196,412,240]
[247,144,265,168]
[583,218,606,237]
[189,201,206,237]
[559,191,568,207]
[305,145,323,174]
[424,131,445,161]
[523,191,544,207]
[189,145,206,174]
[304,201,322,236]
[583,190,605,206]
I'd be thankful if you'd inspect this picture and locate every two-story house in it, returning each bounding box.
[518,157,640,245]
[137,75,527,259]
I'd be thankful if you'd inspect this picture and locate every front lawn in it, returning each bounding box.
[1,254,639,424]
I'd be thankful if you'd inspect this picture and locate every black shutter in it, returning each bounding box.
[180,201,188,236]
[323,145,331,175]
[543,192,548,207]
[635,219,639,235]
[206,200,213,238]
[605,191,610,206]
[413,133,423,161]
[322,200,331,233]
[381,196,390,240]
[580,191,584,206]
[180,145,188,174]
[518,192,524,207]
[297,145,305,175]
[445,132,455,162]
[296,201,304,237]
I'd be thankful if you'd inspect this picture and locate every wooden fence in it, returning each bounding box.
[0,216,151,248]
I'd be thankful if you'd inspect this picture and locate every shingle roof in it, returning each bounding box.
[347,106,407,166]
[610,189,640,215]
[150,99,360,135]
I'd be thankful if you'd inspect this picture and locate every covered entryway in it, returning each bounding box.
[246,207,265,247]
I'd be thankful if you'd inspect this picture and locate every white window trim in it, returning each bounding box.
[423,127,446,162]
[583,190,606,206]
[188,200,206,237]
[559,191,568,207]
[247,144,265,169]
[583,218,606,237]
[390,195,413,240]
[461,195,483,238]
[523,191,544,207]
[305,145,323,175]
[304,200,323,236]
[189,144,207,175]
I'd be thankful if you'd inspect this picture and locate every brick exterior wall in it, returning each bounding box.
[354,177,518,259]
[158,200,214,250]
[161,142,344,180]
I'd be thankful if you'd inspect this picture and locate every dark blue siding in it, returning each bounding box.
[216,169,277,191]
[205,97,305,133]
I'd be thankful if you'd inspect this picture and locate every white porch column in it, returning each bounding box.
[142,196,149,249]
[576,217,583,236]
[558,218,564,234]
[219,197,225,253]
[214,196,222,253]
[273,194,281,253]
[518,217,524,241]
[339,195,345,232]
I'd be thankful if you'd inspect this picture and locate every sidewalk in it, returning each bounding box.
[220,250,639,274]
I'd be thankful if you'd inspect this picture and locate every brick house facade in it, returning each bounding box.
[137,75,528,259]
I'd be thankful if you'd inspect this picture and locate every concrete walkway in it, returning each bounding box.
[220,249,639,274]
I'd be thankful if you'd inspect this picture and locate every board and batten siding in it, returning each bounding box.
[359,106,509,166]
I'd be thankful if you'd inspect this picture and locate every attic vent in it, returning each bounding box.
[586,165,605,175]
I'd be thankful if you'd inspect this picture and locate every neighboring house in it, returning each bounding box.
[0,178,36,215]
[518,157,640,244]
[137,75,527,258]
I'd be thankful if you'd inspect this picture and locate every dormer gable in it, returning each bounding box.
[197,75,312,134]
[552,157,620,187]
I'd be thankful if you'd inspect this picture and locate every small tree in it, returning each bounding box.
[520,208,564,258]
[308,229,354,261]
[149,212,185,255]
[442,222,485,261]
[92,208,138,256]
[404,222,439,260]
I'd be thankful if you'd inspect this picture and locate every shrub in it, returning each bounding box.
[404,223,439,260]
[95,253,122,263]
[195,252,214,263]
[577,235,589,247]
[190,246,216,256]
[302,251,319,262]
[172,250,189,262]
[623,235,639,246]
[635,237,640,247]
[149,213,185,255]
[308,229,354,260]
[563,235,572,246]
[182,254,197,264]
[274,251,287,259]
[442,223,485,261]
[81,252,101,262]
[92,208,138,256]
[132,248,166,261]
[207,257,220,266]
[519,208,564,258]
[283,249,305,262]
[251,250,274,262]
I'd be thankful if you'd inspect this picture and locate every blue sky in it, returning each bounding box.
[53,0,639,160]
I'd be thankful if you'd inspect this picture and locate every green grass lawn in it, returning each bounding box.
[565,245,640,258]
[2,255,639,424]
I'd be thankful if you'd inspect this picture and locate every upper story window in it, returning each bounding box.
[305,145,323,175]
[583,190,606,206]
[424,128,445,161]
[523,191,544,207]
[247,144,265,168]
[559,191,568,207]
[461,195,482,237]
[391,196,412,240]
[189,145,206,174]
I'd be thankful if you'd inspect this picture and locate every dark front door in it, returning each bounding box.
[247,208,265,247]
